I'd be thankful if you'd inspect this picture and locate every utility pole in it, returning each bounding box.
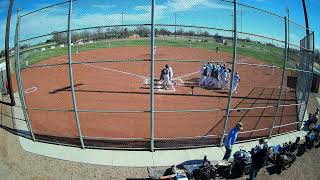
[241,6,243,40]
[121,12,124,38]
[286,7,290,55]
[174,12,177,39]
[120,12,124,26]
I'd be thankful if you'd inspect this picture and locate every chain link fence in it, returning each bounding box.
[3,0,314,150]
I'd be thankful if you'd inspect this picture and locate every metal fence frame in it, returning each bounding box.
[8,0,315,151]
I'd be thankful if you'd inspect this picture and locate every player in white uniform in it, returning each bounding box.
[206,74,218,88]
[166,64,173,81]
[199,64,207,87]
[162,68,172,90]
[231,72,240,93]
[204,75,212,88]
[206,62,213,77]
[221,69,228,89]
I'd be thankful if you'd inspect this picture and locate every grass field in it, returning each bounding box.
[18,38,291,68]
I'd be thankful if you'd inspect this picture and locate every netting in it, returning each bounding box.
[8,0,315,150]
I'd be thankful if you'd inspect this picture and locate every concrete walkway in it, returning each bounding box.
[18,130,307,167]
[12,94,309,167]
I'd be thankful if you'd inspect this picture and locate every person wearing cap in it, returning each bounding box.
[206,62,213,77]
[221,68,229,90]
[165,64,174,83]
[199,64,207,87]
[248,138,269,180]
[231,72,240,94]
[222,122,244,161]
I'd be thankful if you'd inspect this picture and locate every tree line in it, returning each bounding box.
[50,26,216,45]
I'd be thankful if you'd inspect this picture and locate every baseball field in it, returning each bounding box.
[14,38,298,148]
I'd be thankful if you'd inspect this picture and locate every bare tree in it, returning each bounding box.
[52,31,67,44]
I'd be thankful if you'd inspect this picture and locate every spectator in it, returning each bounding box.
[222,122,243,161]
[248,138,269,180]
[305,127,320,148]
[202,155,211,167]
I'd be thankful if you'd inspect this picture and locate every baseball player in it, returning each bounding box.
[205,73,218,88]
[199,64,207,86]
[231,72,240,93]
[162,68,172,90]
[165,64,174,82]
[204,74,213,88]
[206,62,213,77]
[221,69,229,90]
[160,68,165,81]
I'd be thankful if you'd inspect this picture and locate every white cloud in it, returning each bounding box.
[20,12,68,40]
[134,5,168,19]
[167,0,231,12]
[19,4,164,41]
[289,33,298,42]
[17,0,232,43]
[91,4,116,9]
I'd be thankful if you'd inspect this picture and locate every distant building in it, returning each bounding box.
[215,37,225,44]
[129,34,140,39]
[76,39,84,45]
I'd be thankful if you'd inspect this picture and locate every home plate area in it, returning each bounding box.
[143,78,181,93]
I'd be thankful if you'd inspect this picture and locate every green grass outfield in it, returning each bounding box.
[18,38,292,68]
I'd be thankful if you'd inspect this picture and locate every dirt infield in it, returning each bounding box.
[18,46,297,148]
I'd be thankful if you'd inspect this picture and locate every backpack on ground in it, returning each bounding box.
[193,163,217,180]
[231,150,252,176]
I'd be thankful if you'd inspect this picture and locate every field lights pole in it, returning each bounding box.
[269,17,288,138]
[220,0,238,146]
[150,0,156,152]
[67,0,85,149]
[15,9,36,141]
[174,12,177,40]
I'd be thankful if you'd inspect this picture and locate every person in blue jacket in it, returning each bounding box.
[223,122,244,161]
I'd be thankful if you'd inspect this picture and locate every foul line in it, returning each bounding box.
[58,59,148,79]
[85,63,148,79]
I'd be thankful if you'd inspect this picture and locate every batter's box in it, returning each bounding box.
[143,78,177,93]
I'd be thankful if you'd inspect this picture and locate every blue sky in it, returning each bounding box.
[0,0,319,49]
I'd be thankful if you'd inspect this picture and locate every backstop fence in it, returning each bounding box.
[0,0,315,150]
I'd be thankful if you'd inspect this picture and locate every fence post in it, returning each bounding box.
[150,0,156,152]
[4,0,15,106]
[14,9,36,141]
[269,17,288,138]
[67,0,85,149]
[220,0,238,146]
